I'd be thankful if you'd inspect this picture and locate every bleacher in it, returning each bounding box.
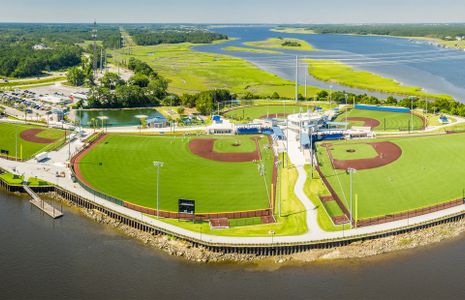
[236,127,260,134]
[271,126,286,141]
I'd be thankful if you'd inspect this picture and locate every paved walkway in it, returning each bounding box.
[1,128,464,245]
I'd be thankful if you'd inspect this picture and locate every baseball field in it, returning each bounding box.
[224,104,314,121]
[75,134,275,214]
[0,122,65,160]
[336,108,425,131]
[316,133,465,221]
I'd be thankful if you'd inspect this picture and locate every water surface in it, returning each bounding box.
[76,108,166,127]
[1,191,464,299]
[197,26,465,101]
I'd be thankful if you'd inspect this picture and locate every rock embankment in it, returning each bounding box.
[47,193,465,265]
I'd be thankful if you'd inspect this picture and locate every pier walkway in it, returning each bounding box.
[24,185,63,219]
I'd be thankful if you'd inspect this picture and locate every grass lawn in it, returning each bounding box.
[160,161,307,237]
[424,113,457,126]
[222,46,283,54]
[77,134,274,214]
[306,59,452,100]
[324,200,345,217]
[336,108,424,131]
[224,104,312,121]
[0,173,50,186]
[330,143,379,160]
[0,76,66,88]
[213,137,256,153]
[0,122,65,160]
[244,38,316,51]
[316,133,465,220]
[110,42,320,98]
[303,166,344,232]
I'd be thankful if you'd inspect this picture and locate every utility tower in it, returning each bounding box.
[92,20,98,73]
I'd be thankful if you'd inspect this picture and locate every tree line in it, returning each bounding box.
[131,29,228,46]
[0,42,82,78]
[316,90,465,117]
[290,24,465,40]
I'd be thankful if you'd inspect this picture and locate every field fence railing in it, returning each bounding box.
[356,198,464,227]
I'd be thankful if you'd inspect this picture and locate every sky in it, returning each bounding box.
[1,0,465,24]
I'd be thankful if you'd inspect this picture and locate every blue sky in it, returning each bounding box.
[1,0,465,23]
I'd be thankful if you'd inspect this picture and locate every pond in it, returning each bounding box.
[75,108,167,127]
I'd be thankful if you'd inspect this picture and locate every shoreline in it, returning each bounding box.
[44,192,465,266]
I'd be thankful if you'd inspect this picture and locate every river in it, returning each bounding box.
[194,26,465,101]
[1,191,464,299]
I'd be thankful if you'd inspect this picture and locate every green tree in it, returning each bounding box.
[129,73,150,88]
[67,67,85,86]
[100,72,124,90]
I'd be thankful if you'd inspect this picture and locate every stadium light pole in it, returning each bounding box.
[304,60,308,100]
[347,167,357,228]
[329,85,333,110]
[97,116,108,133]
[408,96,416,133]
[310,126,314,179]
[295,55,299,103]
[153,161,164,219]
[15,125,18,162]
[275,160,282,218]
[344,93,348,124]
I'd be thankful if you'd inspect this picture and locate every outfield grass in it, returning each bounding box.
[213,138,256,153]
[222,46,283,54]
[244,38,316,51]
[306,59,452,100]
[336,108,425,131]
[77,134,274,214]
[0,122,65,160]
[110,42,320,98]
[224,104,313,121]
[316,133,465,220]
[330,143,379,160]
[160,161,307,237]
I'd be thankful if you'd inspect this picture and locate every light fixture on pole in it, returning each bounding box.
[135,114,148,134]
[346,167,357,228]
[97,115,108,133]
[153,161,164,219]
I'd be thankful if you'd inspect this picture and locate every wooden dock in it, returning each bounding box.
[24,186,63,219]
